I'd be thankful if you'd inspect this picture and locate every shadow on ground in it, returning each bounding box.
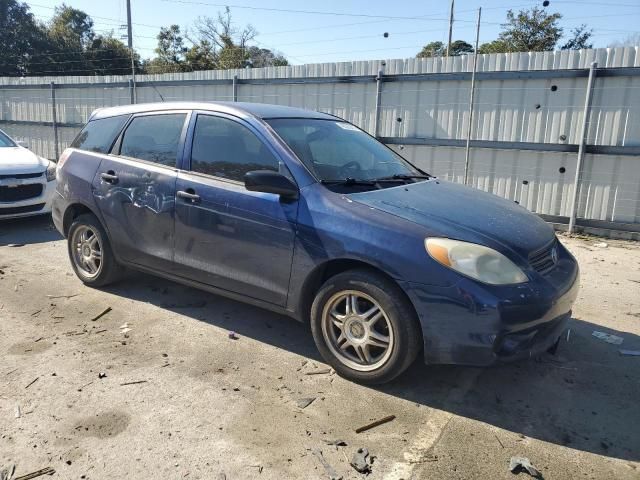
[0,215,61,246]
[103,271,640,464]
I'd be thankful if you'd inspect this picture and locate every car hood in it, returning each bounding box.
[0,147,49,174]
[349,179,555,259]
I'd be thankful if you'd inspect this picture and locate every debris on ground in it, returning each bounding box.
[311,448,342,480]
[355,415,396,433]
[14,467,56,480]
[305,369,331,375]
[0,464,15,480]
[46,294,78,299]
[593,242,608,248]
[24,377,39,389]
[14,405,21,418]
[98,372,107,379]
[324,439,347,447]
[228,331,238,340]
[119,323,132,335]
[509,456,543,478]
[7,243,24,248]
[120,380,147,386]
[90,307,112,322]
[619,349,640,356]
[296,397,316,409]
[350,447,374,474]
[592,331,624,345]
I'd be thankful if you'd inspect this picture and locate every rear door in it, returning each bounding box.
[93,111,190,272]
[173,112,298,306]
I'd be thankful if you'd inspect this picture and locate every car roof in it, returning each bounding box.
[89,101,340,122]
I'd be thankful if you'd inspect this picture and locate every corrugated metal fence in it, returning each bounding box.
[1,47,639,233]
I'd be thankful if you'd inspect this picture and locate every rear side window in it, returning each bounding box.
[190,115,279,181]
[71,115,129,153]
[120,113,187,167]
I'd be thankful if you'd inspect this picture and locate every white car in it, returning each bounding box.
[0,129,57,220]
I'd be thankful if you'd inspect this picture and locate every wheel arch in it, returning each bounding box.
[62,202,101,237]
[296,258,419,325]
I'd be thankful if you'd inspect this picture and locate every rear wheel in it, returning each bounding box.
[310,269,421,384]
[67,213,122,287]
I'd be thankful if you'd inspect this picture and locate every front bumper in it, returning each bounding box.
[0,176,56,220]
[400,247,580,366]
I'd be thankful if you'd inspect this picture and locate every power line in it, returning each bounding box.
[159,0,462,21]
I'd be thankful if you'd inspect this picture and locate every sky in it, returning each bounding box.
[26,0,640,65]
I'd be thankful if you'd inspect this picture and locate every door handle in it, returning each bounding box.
[100,171,119,184]
[177,189,201,203]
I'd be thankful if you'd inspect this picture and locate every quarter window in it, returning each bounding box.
[190,115,280,181]
[71,115,129,153]
[120,113,187,166]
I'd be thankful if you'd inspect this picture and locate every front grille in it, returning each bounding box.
[0,203,45,215]
[0,184,43,202]
[529,240,558,274]
[0,172,43,180]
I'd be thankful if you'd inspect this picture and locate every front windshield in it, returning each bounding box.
[266,118,423,183]
[0,130,16,148]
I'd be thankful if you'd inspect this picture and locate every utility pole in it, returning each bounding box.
[446,0,454,57]
[463,7,481,185]
[126,0,137,103]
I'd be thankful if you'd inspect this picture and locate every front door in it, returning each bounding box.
[173,112,298,306]
[93,111,189,272]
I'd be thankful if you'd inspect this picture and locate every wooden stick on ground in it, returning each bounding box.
[355,415,396,433]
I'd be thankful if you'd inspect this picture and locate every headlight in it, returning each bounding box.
[46,162,56,182]
[425,238,528,285]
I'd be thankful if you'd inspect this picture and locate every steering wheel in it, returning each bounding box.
[338,161,362,179]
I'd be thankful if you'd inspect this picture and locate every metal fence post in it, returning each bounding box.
[568,61,597,234]
[128,78,135,104]
[50,81,59,160]
[233,74,238,102]
[373,69,384,137]
[463,7,481,185]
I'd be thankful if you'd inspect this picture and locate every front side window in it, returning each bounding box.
[190,115,280,182]
[120,113,187,166]
[71,115,129,153]
[0,130,16,148]
[266,118,423,183]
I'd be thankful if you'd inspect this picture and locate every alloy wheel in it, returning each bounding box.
[71,225,103,278]
[321,290,394,372]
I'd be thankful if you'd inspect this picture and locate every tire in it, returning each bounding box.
[310,269,422,384]
[67,213,122,287]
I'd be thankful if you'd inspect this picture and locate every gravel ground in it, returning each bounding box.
[1,215,639,480]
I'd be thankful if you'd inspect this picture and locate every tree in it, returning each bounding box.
[417,40,473,58]
[0,0,46,76]
[478,39,511,54]
[245,46,288,68]
[561,25,593,50]
[155,25,187,65]
[185,40,216,70]
[608,33,640,48]
[498,7,563,52]
[86,35,140,76]
[417,41,445,58]
[48,4,94,50]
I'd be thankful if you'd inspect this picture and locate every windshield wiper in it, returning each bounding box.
[372,173,431,181]
[320,177,377,186]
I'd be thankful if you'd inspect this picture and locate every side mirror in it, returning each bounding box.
[16,140,28,148]
[244,170,299,200]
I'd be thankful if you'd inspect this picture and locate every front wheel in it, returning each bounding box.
[310,269,422,384]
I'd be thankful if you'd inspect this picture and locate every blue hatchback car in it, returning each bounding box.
[52,102,579,384]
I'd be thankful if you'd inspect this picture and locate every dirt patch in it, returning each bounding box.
[70,410,130,439]
[7,340,52,355]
